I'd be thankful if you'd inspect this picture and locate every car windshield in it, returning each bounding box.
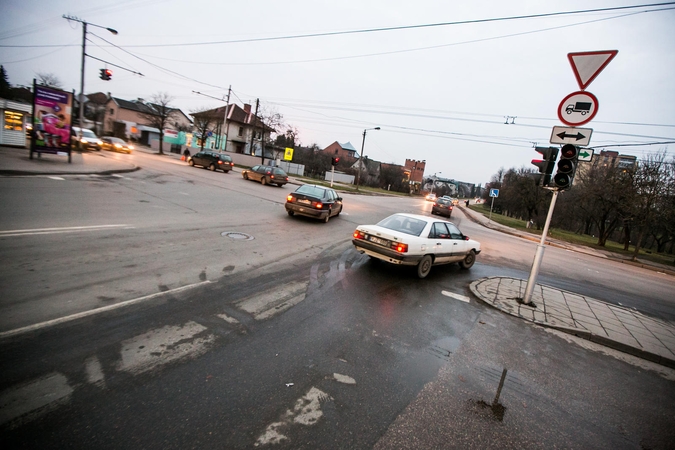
[436,199,451,205]
[109,137,125,144]
[377,214,427,237]
[81,130,97,139]
[219,155,232,161]
[295,185,326,199]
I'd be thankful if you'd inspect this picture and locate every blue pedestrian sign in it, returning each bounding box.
[490,189,499,198]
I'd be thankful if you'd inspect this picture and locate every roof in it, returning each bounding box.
[339,141,357,152]
[194,104,267,129]
[108,97,189,121]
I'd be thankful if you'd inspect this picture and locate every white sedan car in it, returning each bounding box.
[352,213,481,278]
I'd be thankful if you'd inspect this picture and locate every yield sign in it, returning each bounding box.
[568,50,618,90]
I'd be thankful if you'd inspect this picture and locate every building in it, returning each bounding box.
[190,103,269,155]
[0,98,31,147]
[322,141,358,160]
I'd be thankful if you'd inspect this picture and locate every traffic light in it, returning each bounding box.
[99,68,112,81]
[331,156,340,166]
[553,144,579,190]
[531,146,558,186]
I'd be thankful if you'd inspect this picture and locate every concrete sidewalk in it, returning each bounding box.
[0,146,139,176]
[470,276,675,369]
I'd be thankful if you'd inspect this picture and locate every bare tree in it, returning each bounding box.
[137,92,177,155]
[257,104,285,163]
[190,107,221,151]
[36,72,63,89]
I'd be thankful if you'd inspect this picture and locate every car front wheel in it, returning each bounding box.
[188,159,195,166]
[459,250,476,270]
[209,164,216,171]
[287,210,294,216]
[417,255,432,278]
[243,173,248,179]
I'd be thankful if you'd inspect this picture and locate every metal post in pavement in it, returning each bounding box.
[522,190,559,305]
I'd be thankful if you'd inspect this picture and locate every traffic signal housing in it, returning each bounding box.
[553,144,579,190]
[331,156,340,166]
[99,68,112,81]
[531,146,558,186]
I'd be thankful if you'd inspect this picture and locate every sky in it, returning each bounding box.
[1,0,674,185]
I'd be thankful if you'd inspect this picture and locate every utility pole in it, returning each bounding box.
[221,85,231,151]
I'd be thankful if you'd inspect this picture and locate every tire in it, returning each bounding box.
[188,159,195,166]
[223,170,229,174]
[261,177,267,186]
[277,183,283,187]
[417,255,433,278]
[287,210,294,216]
[209,164,216,171]
[459,250,476,270]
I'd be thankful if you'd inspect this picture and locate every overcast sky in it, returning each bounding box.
[1,0,674,185]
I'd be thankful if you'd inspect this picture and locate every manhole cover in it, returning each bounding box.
[221,231,254,241]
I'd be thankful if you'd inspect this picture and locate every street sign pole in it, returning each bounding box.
[522,190,559,305]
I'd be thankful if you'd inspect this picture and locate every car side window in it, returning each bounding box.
[446,223,464,240]
[429,223,450,239]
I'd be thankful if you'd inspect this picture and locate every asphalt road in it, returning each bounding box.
[1,151,674,448]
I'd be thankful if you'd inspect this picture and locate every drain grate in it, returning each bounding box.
[221,231,254,241]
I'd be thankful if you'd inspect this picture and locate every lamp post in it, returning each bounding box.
[355,126,380,191]
[63,16,117,144]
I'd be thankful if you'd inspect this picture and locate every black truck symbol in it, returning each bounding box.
[566,102,592,115]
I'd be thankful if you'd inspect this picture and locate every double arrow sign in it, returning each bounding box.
[550,126,592,146]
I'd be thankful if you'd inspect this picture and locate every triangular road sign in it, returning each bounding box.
[568,50,618,90]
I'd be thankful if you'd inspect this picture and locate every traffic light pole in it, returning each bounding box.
[522,189,560,306]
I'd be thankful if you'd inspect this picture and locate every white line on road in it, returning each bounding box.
[0,281,212,339]
[0,224,133,237]
[47,176,65,181]
[441,290,471,303]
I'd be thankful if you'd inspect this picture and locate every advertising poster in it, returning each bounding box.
[31,83,73,158]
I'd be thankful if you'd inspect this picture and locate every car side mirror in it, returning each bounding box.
[464,235,470,241]
[337,197,342,201]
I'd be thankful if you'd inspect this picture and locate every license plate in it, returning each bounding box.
[368,236,388,246]
[298,199,311,204]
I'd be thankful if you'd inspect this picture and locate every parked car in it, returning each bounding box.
[352,213,481,278]
[285,184,343,223]
[100,136,133,154]
[188,151,234,173]
[431,198,453,217]
[425,193,437,202]
[71,127,102,151]
[242,165,289,187]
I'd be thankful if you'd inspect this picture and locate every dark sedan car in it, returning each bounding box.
[285,184,343,223]
[242,165,289,187]
[188,151,234,173]
[431,197,453,217]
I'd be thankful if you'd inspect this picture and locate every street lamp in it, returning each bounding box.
[63,16,118,144]
[355,127,380,191]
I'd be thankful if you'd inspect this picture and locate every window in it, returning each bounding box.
[238,127,244,136]
[4,111,23,131]
[446,223,463,240]
[430,223,450,239]
[209,140,215,149]
[109,108,114,115]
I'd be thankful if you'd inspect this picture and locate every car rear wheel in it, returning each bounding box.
[459,250,476,269]
[209,164,216,171]
[188,159,195,166]
[417,255,433,278]
[243,172,248,179]
[261,177,267,185]
[287,210,294,216]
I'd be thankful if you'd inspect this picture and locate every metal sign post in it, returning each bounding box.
[522,190,560,305]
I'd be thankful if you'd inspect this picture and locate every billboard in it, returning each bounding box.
[31,83,73,158]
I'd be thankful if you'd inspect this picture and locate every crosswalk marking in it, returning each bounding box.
[441,290,471,303]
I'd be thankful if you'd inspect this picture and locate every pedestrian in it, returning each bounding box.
[465,200,470,207]
[182,148,190,161]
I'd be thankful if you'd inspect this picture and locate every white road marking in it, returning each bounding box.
[0,224,133,237]
[47,176,65,181]
[85,356,105,387]
[441,290,471,303]
[237,281,307,320]
[0,281,212,339]
[117,321,215,375]
[333,373,356,385]
[0,372,73,427]
[217,313,239,324]
[112,174,124,178]
[256,387,332,446]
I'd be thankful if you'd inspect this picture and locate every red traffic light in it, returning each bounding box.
[100,68,113,81]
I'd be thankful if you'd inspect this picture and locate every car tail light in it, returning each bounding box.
[392,242,408,253]
[312,201,323,209]
[353,230,365,239]
[271,175,275,179]
[218,160,223,164]
[287,195,295,202]
[230,162,234,166]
